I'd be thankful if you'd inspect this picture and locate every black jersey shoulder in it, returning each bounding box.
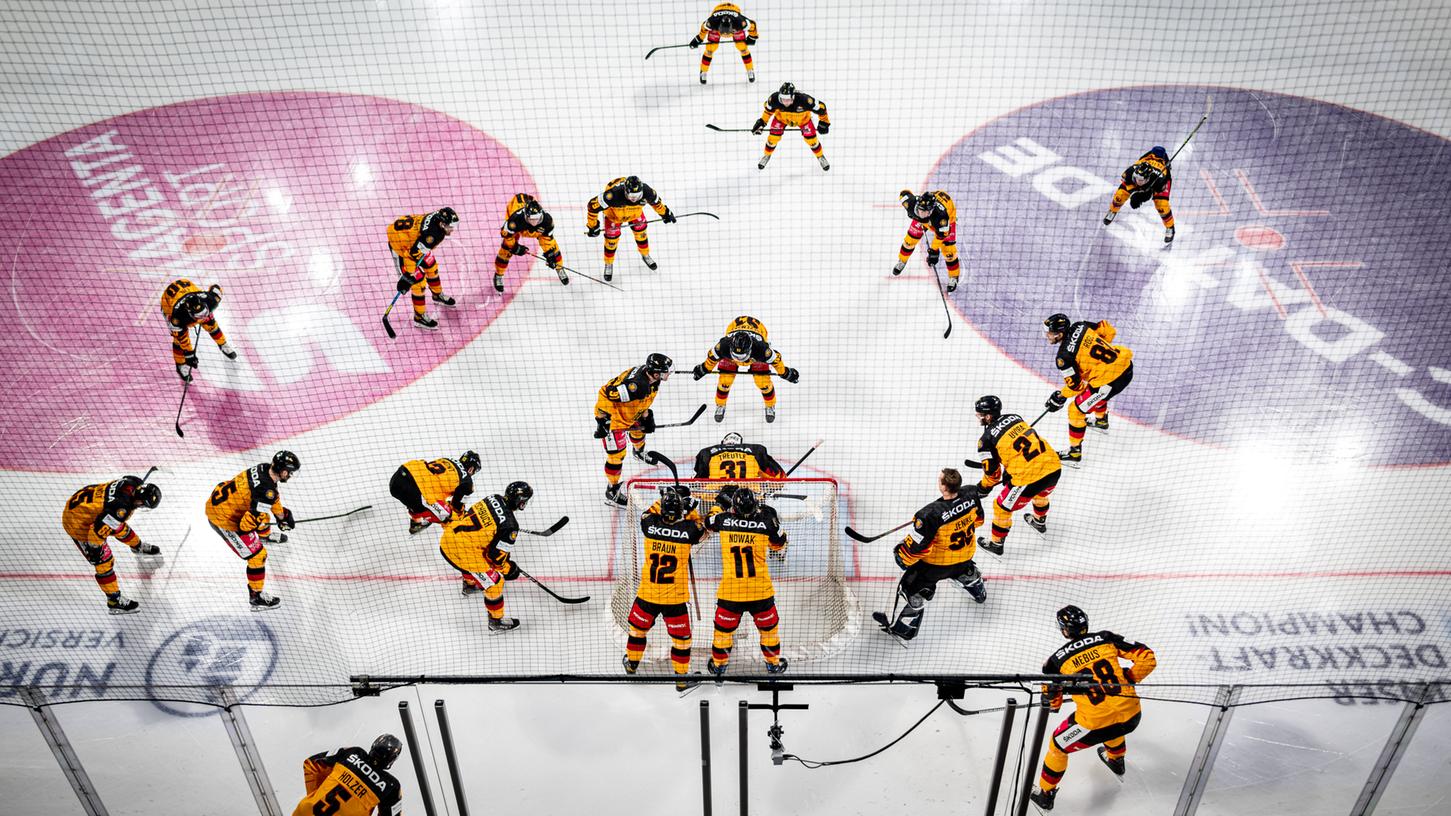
[1042,630,1116,673]
[1056,322,1094,370]
[334,747,402,804]
[640,512,707,543]
[979,413,1026,449]
[247,464,279,506]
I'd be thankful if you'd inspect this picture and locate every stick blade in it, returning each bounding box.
[844,526,873,543]
[643,451,670,466]
[383,316,397,339]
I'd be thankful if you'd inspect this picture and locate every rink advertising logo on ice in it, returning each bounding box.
[0,92,537,471]
[0,628,127,703]
[145,616,279,717]
[931,85,1451,465]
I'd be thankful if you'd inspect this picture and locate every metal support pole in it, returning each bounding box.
[215,686,282,816]
[983,698,1019,816]
[1350,683,1432,816]
[1013,694,1052,816]
[700,700,713,816]
[399,701,438,816]
[20,686,109,816]
[738,699,749,816]
[434,699,471,816]
[1174,685,1241,816]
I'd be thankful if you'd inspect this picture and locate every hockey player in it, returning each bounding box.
[1030,605,1157,811]
[205,450,299,610]
[161,278,236,382]
[894,190,963,292]
[438,482,533,630]
[390,451,482,535]
[752,83,830,171]
[707,486,789,675]
[388,207,459,330]
[494,193,566,293]
[293,734,403,816]
[61,475,162,613]
[595,353,674,507]
[585,176,675,281]
[1042,313,1134,467]
[692,315,799,423]
[623,486,709,690]
[873,468,987,641]
[690,3,758,84]
[973,396,1061,556]
[1103,146,1175,243]
[694,432,784,479]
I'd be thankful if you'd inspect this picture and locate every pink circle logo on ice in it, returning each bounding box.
[0,92,536,471]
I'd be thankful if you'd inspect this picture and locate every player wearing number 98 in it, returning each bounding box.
[1042,314,1134,467]
[694,432,784,479]
[623,487,708,689]
[293,734,403,816]
[1030,605,1157,812]
[706,487,788,676]
[875,469,987,641]
[973,396,1061,556]
[387,207,458,331]
[390,451,481,535]
[205,450,299,610]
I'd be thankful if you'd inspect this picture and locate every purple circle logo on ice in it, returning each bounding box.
[929,85,1451,466]
[0,92,536,472]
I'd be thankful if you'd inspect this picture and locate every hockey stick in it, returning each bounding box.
[844,520,912,543]
[522,516,570,537]
[293,505,373,524]
[381,289,403,339]
[655,404,708,429]
[515,566,589,604]
[139,466,159,484]
[705,124,804,133]
[644,450,702,618]
[1168,95,1213,165]
[645,42,694,59]
[644,212,720,224]
[173,378,190,438]
[783,438,824,478]
[962,459,984,469]
[1029,407,1052,427]
[519,248,623,291]
[931,266,953,339]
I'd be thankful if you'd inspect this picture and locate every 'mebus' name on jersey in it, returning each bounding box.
[1051,633,1108,667]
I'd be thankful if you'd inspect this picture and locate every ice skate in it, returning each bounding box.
[605,483,628,508]
[413,313,438,331]
[488,616,520,633]
[219,341,238,359]
[956,574,988,603]
[1097,746,1126,777]
[676,674,701,693]
[1090,414,1109,433]
[493,273,505,293]
[432,292,456,307]
[747,69,756,83]
[871,611,911,646]
[176,364,192,383]
[249,591,280,611]
[757,153,771,170]
[765,658,789,674]
[946,276,959,293]
[1164,225,1175,243]
[1059,446,1082,468]
[603,262,614,282]
[1029,787,1056,811]
[978,535,1004,557]
[1023,512,1048,535]
[892,260,906,276]
[133,542,161,556]
[622,654,639,675]
[409,519,430,535]
[817,154,830,171]
[107,595,139,615]
[461,580,484,596]
[554,265,569,285]
[714,405,726,423]
[699,71,708,85]
[764,406,776,423]
[642,254,658,270]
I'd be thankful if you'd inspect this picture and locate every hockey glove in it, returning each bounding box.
[593,415,611,439]
[397,274,420,294]
[499,558,520,581]
[715,485,740,509]
[661,209,677,224]
[926,249,940,267]
[544,250,563,269]
[1045,392,1068,412]
[892,542,914,571]
[639,409,657,433]
[751,118,767,135]
[692,363,709,380]
[1129,190,1151,210]
[782,367,800,384]
[817,121,830,135]
[586,224,602,238]
[509,242,528,256]
[277,507,296,531]
[746,36,757,45]
[689,36,702,48]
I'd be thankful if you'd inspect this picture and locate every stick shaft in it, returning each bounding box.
[782,439,824,478]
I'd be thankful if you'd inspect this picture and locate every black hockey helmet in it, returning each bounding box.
[435,206,459,225]
[659,486,686,522]
[134,483,162,510]
[974,395,1002,420]
[778,82,796,101]
[505,480,533,511]
[271,450,300,480]
[623,175,644,201]
[728,332,753,360]
[913,191,935,217]
[732,486,759,516]
[645,352,673,375]
[369,733,403,770]
[459,450,482,474]
[523,197,544,225]
[179,290,210,318]
[1056,605,1089,638]
[1044,313,1071,336]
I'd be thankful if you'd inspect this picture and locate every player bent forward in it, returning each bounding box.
[293,734,403,816]
[61,475,162,613]
[1030,605,1157,811]
[205,450,299,610]
[694,432,784,479]
[596,353,673,507]
[438,482,534,631]
[624,486,709,691]
[692,315,798,424]
[1041,313,1134,467]
[707,486,789,676]
[390,450,481,535]
[874,468,987,640]
[388,207,459,330]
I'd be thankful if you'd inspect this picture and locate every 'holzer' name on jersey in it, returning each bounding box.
[345,753,389,791]
[716,516,769,532]
[645,525,693,540]
[938,497,978,522]
[1052,632,1106,662]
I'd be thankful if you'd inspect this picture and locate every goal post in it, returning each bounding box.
[609,477,860,666]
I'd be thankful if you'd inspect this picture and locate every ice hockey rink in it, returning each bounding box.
[1,0,1449,813]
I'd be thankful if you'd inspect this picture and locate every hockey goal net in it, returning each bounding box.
[609,477,859,666]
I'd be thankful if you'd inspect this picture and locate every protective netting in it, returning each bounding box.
[0,0,1448,709]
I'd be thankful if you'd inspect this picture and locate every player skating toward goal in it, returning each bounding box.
[752,83,830,171]
[293,734,403,816]
[623,486,710,691]
[438,482,534,631]
[872,468,987,641]
[596,353,674,507]
[691,3,758,84]
[694,432,785,479]
[1103,146,1176,243]
[389,450,481,535]
[1030,605,1157,812]
[494,193,566,292]
[706,486,789,676]
[388,207,459,330]
[692,315,799,424]
[893,190,963,292]
[61,475,162,614]
[973,396,1061,556]
[205,451,299,610]
[1041,313,1134,467]
[161,278,236,382]
[585,176,676,281]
